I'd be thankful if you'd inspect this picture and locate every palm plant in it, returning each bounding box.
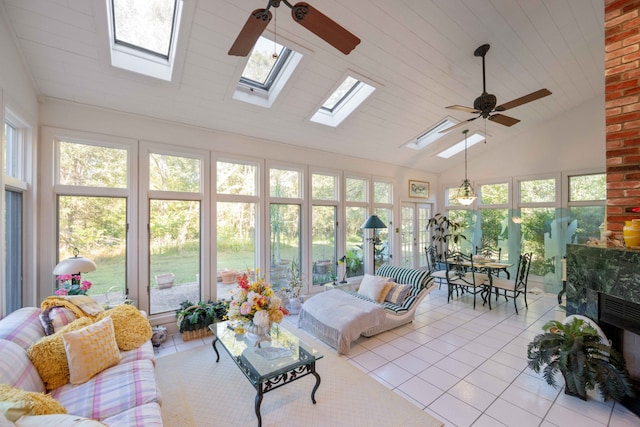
[527,317,633,401]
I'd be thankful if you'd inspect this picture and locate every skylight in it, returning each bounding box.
[437,132,485,159]
[321,76,360,112]
[240,37,292,91]
[232,36,304,108]
[405,117,458,150]
[310,75,376,127]
[107,0,186,81]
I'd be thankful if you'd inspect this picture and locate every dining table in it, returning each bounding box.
[445,256,514,310]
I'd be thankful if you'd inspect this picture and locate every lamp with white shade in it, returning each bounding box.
[53,248,97,292]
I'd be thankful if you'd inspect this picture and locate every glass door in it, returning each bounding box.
[401,203,431,268]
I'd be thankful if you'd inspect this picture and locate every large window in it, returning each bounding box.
[373,180,393,270]
[148,153,201,315]
[56,140,129,301]
[519,177,558,280]
[4,117,26,313]
[568,173,606,244]
[478,182,510,261]
[269,167,302,290]
[345,177,367,276]
[311,173,338,285]
[216,160,258,274]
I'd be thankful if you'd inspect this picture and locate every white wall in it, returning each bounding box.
[438,94,605,190]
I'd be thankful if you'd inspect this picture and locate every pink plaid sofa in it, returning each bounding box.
[0,307,163,426]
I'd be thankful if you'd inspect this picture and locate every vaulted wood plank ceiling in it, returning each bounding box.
[1,0,603,172]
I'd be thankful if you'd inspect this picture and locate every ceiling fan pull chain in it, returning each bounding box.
[273,7,279,59]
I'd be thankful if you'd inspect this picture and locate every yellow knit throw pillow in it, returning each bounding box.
[96,304,152,351]
[0,384,66,422]
[27,317,93,391]
[63,317,121,385]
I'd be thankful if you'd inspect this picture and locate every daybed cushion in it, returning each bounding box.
[298,289,386,354]
[357,274,388,301]
[384,283,411,305]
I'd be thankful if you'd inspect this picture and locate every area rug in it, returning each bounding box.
[156,341,443,427]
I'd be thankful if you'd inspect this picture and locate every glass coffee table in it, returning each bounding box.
[209,321,323,427]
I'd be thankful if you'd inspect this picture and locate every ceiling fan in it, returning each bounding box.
[228,0,361,57]
[440,44,551,134]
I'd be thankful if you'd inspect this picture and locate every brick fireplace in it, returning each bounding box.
[561,2,640,413]
[605,0,640,233]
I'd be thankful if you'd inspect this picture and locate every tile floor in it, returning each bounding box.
[155,286,640,427]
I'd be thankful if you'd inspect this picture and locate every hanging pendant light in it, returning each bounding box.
[456,129,477,206]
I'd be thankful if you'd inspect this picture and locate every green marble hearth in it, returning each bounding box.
[566,244,640,319]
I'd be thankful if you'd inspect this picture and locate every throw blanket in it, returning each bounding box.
[41,295,105,319]
[298,289,386,354]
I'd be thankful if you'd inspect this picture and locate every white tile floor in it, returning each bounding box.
[155,286,640,427]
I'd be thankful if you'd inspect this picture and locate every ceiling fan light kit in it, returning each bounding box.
[229,0,361,57]
[440,44,551,134]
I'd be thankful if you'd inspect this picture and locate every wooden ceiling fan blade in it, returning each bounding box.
[228,9,272,57]
[446,105,480,114]
[494,88,551,112]
[488,114,520,127]
[291,2,360,55]
[438,117,478,134]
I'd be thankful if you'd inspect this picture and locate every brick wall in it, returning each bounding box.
[605,0,640,235]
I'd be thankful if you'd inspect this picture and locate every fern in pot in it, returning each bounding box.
[527,317,634,401]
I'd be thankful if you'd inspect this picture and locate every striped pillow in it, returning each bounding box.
[385,283,411,305]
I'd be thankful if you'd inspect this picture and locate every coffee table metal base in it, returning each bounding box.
[212,338,321,427]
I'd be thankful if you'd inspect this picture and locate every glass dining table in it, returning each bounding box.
[446,256,513,309]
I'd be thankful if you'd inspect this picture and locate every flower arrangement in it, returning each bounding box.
[226,270,289,333]
[55,274,92,295]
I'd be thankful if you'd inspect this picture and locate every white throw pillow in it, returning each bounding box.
[357,274,389,301]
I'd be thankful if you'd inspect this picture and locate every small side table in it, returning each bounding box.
[323,281,353,291]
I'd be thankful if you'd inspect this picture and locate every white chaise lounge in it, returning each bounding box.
[298,264,436,354]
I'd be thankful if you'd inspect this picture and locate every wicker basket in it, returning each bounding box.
[181,326,213,342]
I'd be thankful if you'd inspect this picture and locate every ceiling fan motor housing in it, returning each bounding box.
[473,92,497,118]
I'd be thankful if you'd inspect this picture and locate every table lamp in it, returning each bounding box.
[53,248,97,287]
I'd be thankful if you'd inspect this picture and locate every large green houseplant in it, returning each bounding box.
[427,213,466,262]
[527,317,633,401]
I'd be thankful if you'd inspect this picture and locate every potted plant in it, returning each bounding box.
[427,213,466,263]
[527,317,634,401]
[283,259,303,314]
[176,299,228,341]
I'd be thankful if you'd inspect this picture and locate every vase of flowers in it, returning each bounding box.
[55,274,92,296]
[226,270,289,347]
